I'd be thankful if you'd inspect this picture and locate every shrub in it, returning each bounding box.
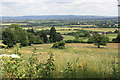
[52,41,65,49]
[34,37,43,44]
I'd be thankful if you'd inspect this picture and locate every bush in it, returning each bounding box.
[34,37,43,44]
[52,41,66,49]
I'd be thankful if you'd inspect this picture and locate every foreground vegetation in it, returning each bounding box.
[1,43,119,78]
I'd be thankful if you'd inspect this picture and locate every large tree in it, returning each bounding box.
[19,30,29,46]
[2,24,30,47]
[89,34,109,48]
[2,28,17,47]
[49,27,58,42]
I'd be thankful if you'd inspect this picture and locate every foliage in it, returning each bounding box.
[19,30,29,46]
[42,53,55,78]
[65,40,81,43]
[40,33,48,43]
[13,43,21,56]
[74,33,79,40]
[88,34,109,48]
[49,27,58,42]
[2,28,17,48]
[57,34,64,41]
[34,36,43,44]
[1,43,119,78]
[27,27,34,33]
[52,41,66,49]
[112,32,120,43]
[27,33,36,45]
[9,24,23,43]
[114,29,119,33]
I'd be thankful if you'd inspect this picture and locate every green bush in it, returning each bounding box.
[34,37,43,44]
[52,41,66,49]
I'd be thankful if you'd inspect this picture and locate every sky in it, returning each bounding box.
[0,0,118,16]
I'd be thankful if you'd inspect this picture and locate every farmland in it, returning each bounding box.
[1,16,119,78]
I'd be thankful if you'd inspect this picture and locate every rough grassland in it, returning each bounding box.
[2,43,118,78]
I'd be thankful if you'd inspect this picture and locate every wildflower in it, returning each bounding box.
[90,34,93,36]
[0,54,20,58]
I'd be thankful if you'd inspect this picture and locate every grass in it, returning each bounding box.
[23,26,118,32]
[2,43,118,78]
[1,23,27,26]
[106,34,118,41]
[82,28,117,32]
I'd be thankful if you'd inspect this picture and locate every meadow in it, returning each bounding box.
[1,43,119,78]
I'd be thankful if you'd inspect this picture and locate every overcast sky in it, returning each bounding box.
[0,0,118,16]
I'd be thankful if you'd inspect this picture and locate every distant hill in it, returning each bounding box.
[2,15,117,20]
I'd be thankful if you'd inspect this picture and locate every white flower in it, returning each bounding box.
[0,54,20,58]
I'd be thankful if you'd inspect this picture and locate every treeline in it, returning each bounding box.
[26,19,118,28]
[2,24,63,48]
[3,18,118,28]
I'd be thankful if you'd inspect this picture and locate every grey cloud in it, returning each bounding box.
[1,1,118,16]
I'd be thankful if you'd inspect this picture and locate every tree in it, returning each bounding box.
[40,33,48,43]
[19,30,29,46]
[114,29,119,33]
[57,34,63,41]
[49,27,58,42]
[89,34,109,48]
[9,24,23,43]
[2,28,17,48]
[27,27,34,34]
[112,32,120,43]
[27,33,36,45]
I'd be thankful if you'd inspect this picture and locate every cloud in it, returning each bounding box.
[1,0,118,16]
